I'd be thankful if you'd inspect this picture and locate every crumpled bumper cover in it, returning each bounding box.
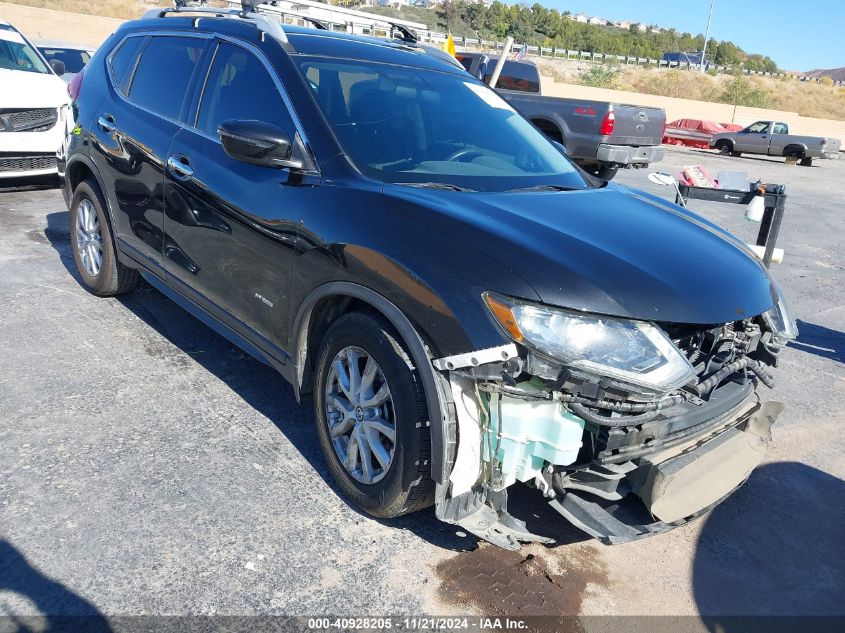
[548,400,783,544]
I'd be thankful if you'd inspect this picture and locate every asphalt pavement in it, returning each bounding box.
[1,147,843,626]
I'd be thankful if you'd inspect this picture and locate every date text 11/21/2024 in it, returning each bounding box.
[307,617,529,630]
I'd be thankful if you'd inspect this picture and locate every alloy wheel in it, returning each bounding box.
[75,198,103,277]
[324,346,397,484]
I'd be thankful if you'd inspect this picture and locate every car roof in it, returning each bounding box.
[118,15,467,77]
[36,40,95,50]
[285,27,465,74]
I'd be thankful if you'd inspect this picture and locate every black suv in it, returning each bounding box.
[61,4,796,549]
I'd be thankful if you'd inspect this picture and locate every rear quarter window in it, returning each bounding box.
[108,35,146,95]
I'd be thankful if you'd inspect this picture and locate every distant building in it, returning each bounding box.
[377,0,408,7]
[613,20,632,30]
[587,16,608,26]
[650,26,663,33]
[571,13,589,23]
[633,22,648,32]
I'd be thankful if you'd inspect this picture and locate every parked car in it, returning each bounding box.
[0,20,72,180]
[61,5,796,549]
[710,120,842,166]
[37,41,96,84]
[456,51,666,180]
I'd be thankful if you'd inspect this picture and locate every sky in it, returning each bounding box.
[543,0,845,71]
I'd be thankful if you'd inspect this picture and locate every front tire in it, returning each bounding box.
[594,164,619,181]
[313,311,434,518]
[69,180,139,296]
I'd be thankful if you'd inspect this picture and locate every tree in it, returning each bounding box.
[719,76,771,107]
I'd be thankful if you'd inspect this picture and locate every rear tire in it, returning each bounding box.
[715,140,733,155]
[313,311,434,518]
[69,179,139,296]
[799,157,813,167]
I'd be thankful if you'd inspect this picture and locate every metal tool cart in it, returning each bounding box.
[675,183,787,269]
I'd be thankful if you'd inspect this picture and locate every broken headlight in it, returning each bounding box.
[484,293,695,391]
[762,280,798,344]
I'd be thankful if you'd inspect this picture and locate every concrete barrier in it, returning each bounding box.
[0,2,123,48]
[539,75,845,142]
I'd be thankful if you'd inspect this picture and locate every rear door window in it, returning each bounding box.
[195,41,294,136]
[127,36,205,120]
[108,36,146,95]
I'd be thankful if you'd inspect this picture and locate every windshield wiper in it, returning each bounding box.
[505,184,578,193]
[396,182,475,192]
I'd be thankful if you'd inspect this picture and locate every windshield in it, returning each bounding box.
[0,29,50,74]
[39,47,90,73]
[297,57,589,192]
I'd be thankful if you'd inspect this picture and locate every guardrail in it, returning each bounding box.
[419,32,842,85]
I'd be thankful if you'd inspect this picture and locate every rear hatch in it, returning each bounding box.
[607,103,666,146]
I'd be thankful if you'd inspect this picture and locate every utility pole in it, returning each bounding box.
[700,0,714,72]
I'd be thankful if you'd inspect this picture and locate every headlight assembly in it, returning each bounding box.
[762,281,798,344]
[484,293,696,392]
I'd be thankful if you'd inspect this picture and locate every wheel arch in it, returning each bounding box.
[782,143,807,158]
[291,282,455,484]
[531,116,565,144]
[66,155,116,232]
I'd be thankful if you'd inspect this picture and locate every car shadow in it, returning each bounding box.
[692,462,845,625]
[42,212,479,552]
[686,148,818,168]
[0,539,112,631]
[789,320,844,364]
[0,175,61,193]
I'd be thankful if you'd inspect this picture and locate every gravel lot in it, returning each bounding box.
[1,147,843,625]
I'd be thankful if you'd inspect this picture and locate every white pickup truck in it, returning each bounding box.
[710,120,841,166]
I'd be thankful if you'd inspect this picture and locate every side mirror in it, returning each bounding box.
[218,119,302,170]
[49,59,66,76]
[551,140,567,154]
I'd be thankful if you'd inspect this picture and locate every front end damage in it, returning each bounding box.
[430,307,791,549]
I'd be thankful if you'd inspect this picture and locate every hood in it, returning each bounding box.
[384,183,774,325]
[0,68,69,108]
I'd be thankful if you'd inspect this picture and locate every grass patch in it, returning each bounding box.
[2,0,169,20]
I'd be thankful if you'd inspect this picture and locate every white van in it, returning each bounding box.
[0,19,71,180]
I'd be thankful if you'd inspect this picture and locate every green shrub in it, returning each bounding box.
[578,65,619,89]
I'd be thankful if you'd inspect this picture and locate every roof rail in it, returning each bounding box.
[271,9,329,31]
[143,1,289,43]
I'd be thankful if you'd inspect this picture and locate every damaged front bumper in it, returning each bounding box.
[430,344,784,549]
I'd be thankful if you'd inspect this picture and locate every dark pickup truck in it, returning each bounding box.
[457,52,666,179]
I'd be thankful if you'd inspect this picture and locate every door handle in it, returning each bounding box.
[98,115,116,133]
[167,155,194,180]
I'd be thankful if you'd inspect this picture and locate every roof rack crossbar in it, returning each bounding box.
[383,21,418,43]
[142,2,288,43]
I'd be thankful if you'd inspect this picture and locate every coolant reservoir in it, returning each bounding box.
[485,384,585,489]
